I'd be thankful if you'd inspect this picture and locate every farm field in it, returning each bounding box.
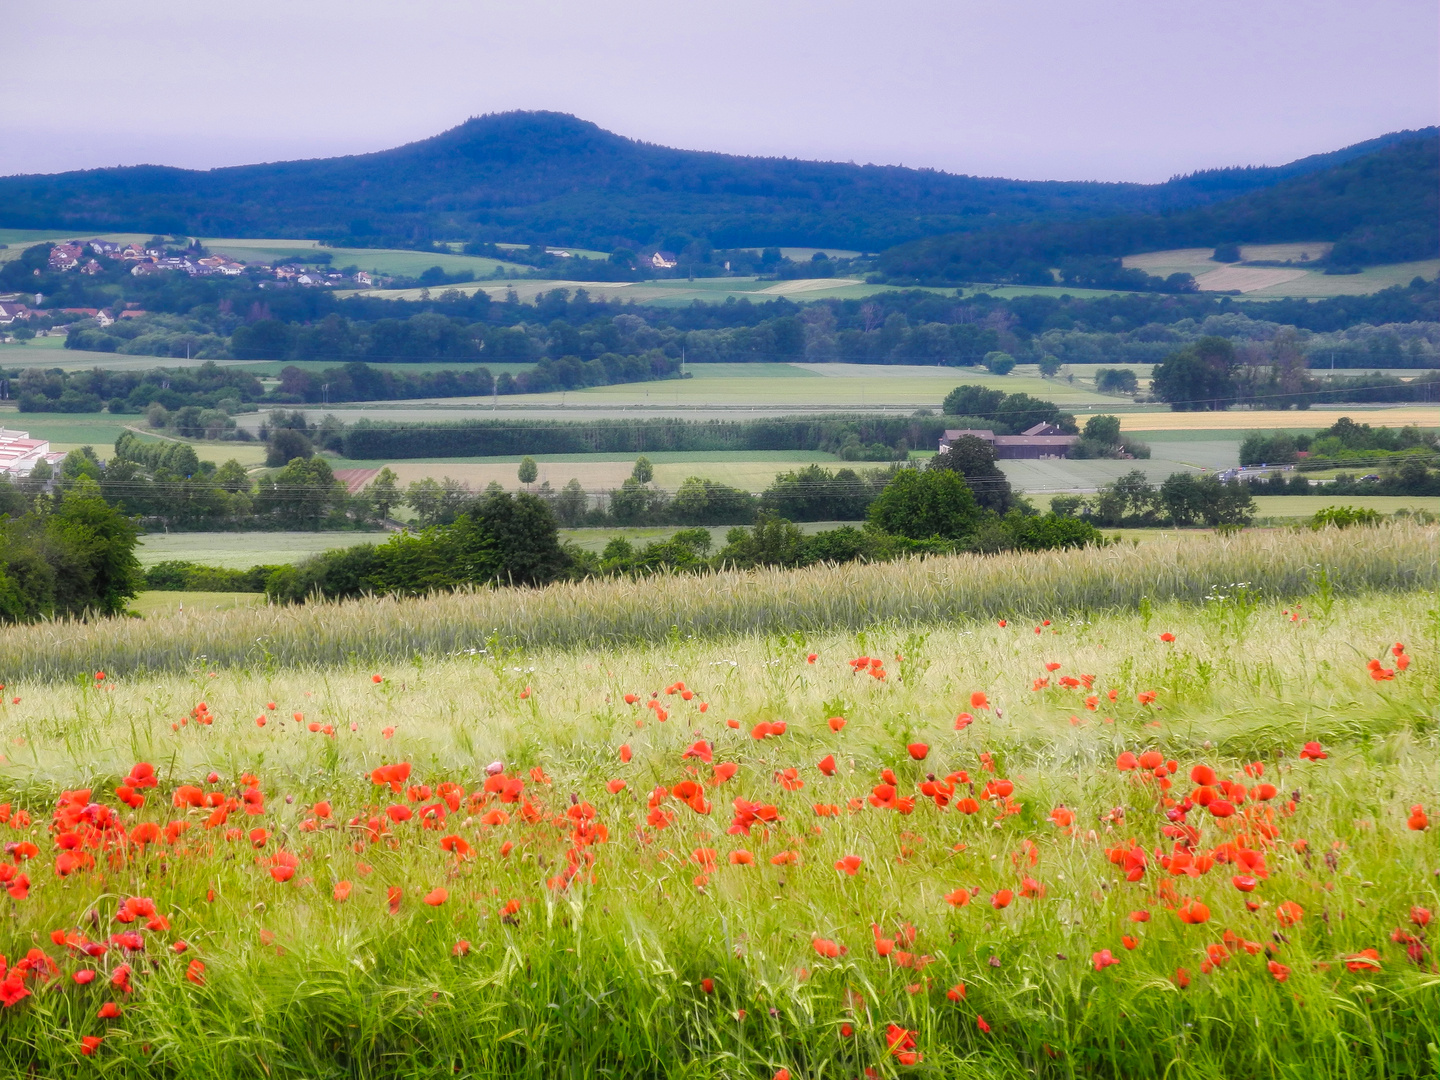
[1121,406,1440,432]
[1122,245,1436,297]
[290,364,1127,414]
[343,277,1134,306]
[379,451,844,493]
[198,237,528,279]
[0,524,1433,1077]
[135,531,380,569]
[1249,494,1440,518]
[129,590,269,618]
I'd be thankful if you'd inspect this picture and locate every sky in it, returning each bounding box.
[3,0,1436,183]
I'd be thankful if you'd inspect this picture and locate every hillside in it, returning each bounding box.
[0,112,1425,253]
[876,131,1439,285]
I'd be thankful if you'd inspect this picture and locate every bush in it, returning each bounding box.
[1310,505,1383,530]
[267,490,568,602]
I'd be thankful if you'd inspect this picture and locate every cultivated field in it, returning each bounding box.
[1121,407,1440,432]
[1249,494,1440,519]
[135,531,376,569]
[380,451,840,494]
[0,525,1433,1076]
[1121,245,1437,298]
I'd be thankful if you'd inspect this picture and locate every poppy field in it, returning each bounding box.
[0,568,1435,1079]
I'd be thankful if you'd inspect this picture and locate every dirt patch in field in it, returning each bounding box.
[1193,266,1309,293]
[333,468,379,494]
[757,278,865,295]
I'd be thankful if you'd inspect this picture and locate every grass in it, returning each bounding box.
[560,521,854,553]
[1249,495,1440,519]
[301,364,1125,412]
[376,452,844,493]
[127,591,269,617]
[0,574,1433,1076]
[2,522,1432,681]
[135,532,370,569]
[1120,407,1440,432]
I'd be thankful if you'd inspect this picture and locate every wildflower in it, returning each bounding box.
[1177,899,1210,925]
[423,887,448,906]
[1092,949,1119,971]
[1298,741,1327,761]
[835,855,862,876]
[906,742,929,761]
[1408,805,1429,831]
[1344,949,1380,972]
[991,889,1013,910]
[828,716,846,732]
[80,1036,103,1056]
[1276,901,1304,927]
[186,959,206,984]
[1159,632,1175,642]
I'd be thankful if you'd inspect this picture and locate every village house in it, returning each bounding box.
[48,244,84,271]
[938,422,1080,460]
[0,302,31,325]
[649,250,678,269]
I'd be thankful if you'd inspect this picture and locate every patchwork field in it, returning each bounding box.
[0,525,1433,1076]
[1121,245,1436,298]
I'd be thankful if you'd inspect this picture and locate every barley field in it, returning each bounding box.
[0,551,1433,1075]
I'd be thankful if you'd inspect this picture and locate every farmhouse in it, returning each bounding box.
[0,302,30,325]
[649,250,678,269]
[0,429,66,477]
[938,422,1079,459]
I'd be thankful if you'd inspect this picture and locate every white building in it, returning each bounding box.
[0,429,66,477]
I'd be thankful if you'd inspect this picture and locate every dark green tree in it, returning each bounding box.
[1152,337,1238,411]
[867,468,981,540]
[929,435,1013,513]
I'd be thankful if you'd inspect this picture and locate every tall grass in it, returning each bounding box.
[4,523,1436,681]
[0,594,1434,1077]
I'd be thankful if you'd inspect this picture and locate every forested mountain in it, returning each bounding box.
[0,111,1427,253]
[877,132,1439,284]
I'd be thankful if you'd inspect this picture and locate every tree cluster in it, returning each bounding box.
[0,480,143,623]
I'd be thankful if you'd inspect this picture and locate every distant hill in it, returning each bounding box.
[876,131,1439,285]
[0,111,1427,254]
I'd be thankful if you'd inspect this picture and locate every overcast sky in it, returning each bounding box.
[4,0,1435,183]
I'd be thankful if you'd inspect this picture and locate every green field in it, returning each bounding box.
[342,276,1134,307]
[1122,245,1436,298]
[310,363,1130,412]
[199,237,528,279]
[136,530,377,568]
[0,525,1433,1076]
[1250,494,1440,518]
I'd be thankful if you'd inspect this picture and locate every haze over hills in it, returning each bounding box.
[0,111,1431,259]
